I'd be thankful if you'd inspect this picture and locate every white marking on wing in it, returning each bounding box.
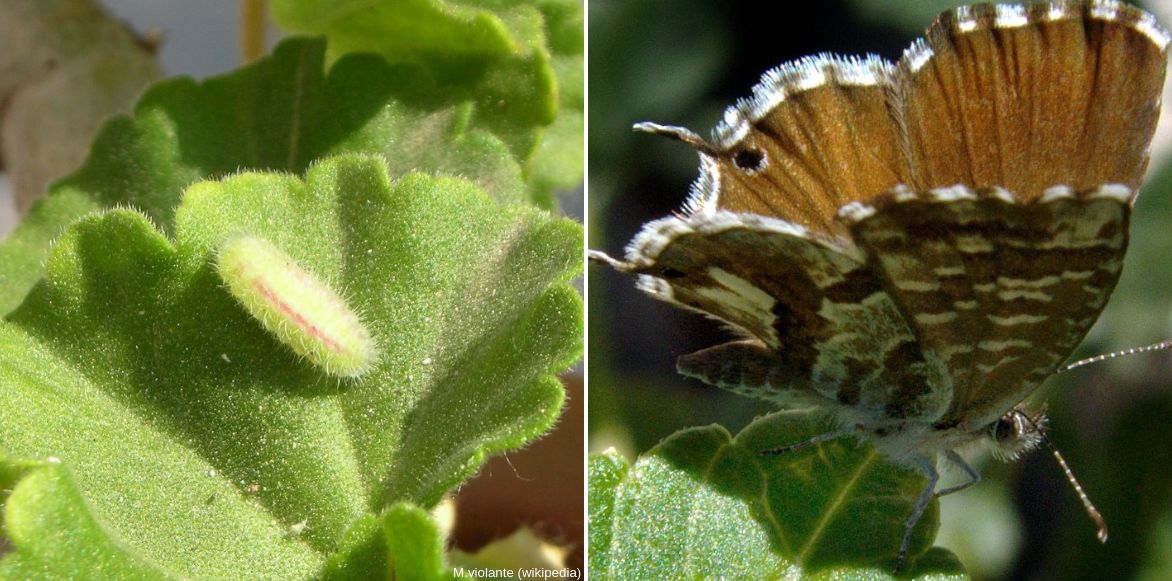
[977,355,1021,373]
[996,275,1061,288]
[692,268,778,338]
[997,289,1053,302]
[988,313,1048,326]
[978,339,1033,351]
[956,235,994,253]
[998,4,1026,27]
[896,280,941,292]
[915,312,959,325]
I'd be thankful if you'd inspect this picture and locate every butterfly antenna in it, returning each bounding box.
[587,250,635,271]
[633,122,719,157]
[1017,411,1109,542]
[1058,338,1172,373]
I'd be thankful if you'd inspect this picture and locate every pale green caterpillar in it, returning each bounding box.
[216,235,375,378]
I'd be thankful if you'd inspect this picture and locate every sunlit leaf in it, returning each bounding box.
[0,155,582,576]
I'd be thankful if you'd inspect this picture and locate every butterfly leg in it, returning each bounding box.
[935,450,980,497]
[896,456,939,574]
[759,429,849,455]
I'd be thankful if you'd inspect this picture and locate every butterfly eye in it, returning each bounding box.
[659,267,687,279]
[732,148,766,173]
[989,416,1016,443]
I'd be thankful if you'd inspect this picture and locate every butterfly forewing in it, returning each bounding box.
[703,59,909,231]
[901,3,1166,198]
[690,2,1165,232]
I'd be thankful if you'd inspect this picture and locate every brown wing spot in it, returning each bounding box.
[835,358,870,405]
[882,340,935,418]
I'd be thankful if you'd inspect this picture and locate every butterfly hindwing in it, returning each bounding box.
[630,212,952,420]
[845,184,1131,428]
[634,181,1131,427]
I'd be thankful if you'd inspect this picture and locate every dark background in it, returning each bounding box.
[588,1,1172,579]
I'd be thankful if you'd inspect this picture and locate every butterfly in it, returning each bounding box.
[591,0,1169,572]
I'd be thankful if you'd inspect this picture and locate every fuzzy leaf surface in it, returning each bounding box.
[0,154,582,578]
[589,413,969,580]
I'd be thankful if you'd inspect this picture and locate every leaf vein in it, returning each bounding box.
[795,448,879,565]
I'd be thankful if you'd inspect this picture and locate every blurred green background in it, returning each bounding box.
[587,1,1172,579]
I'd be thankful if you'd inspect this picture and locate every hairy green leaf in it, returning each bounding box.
[0,155,582,577]
[384,503,462,581]
[0,459,170,579]
[589,412,968,580]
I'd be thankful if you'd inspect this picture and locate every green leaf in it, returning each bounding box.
[588,412,968,580]
[0,154,582,576]
[384,503,464,581]
[587,450,628,579]
[317,514,389,580]
[0,458,170,579]
[270,0,585,208]
[0,37,526,315]
[318,503,470,580]
[519,0,584,203]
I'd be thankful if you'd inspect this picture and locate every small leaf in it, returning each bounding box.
[383,503,455,581]
[589,412,968,579]
[318,503,467,580]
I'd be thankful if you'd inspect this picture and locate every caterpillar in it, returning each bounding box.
[217,235,376,378]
